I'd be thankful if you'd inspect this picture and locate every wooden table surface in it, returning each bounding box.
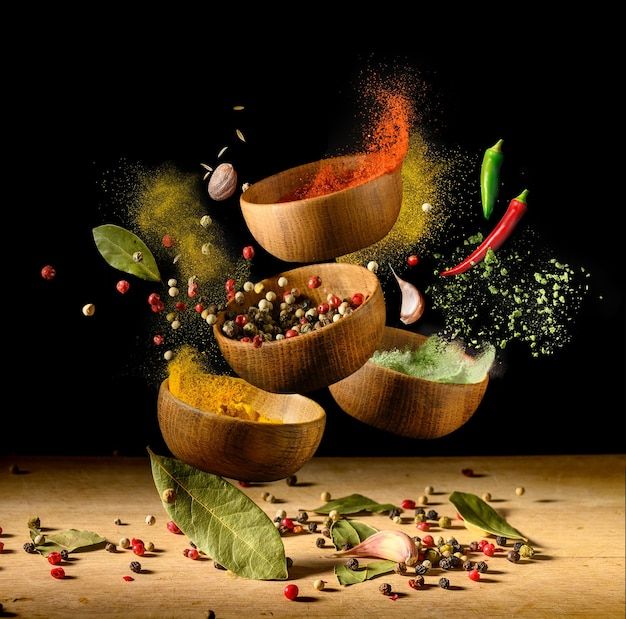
[1,455,624,618]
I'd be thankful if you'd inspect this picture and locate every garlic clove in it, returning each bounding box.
[390,265,425,325]
[331,530,418,566]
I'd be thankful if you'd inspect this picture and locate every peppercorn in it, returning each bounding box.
[439,557,452,570]
[297,511,309,524]
[462,468,474,477]
[439,577,450,589]
[286,557,293,568]
[105,543,116,553]
[395,562,407,575]
[519,544,535,558]
[313,579,326,591]
[130,561,142,574]
[145,542,155,552]
[286,475,297,486]
[27,516,41,529]
[414,513,426,523]
[214,562,226,570]
[114,518,122,525]
[476,561,488,573]
[450,556,462,569]
[308,522,318,533]
[439,516,452,528]
[346,558,359,570]
[34,534,45,545]
[469,569,481,582]
[379,583,392,596]
[408,575,424,589]
[315,537,325,548]
[516,487,525,496]
[513,541,524,552]
[496,536,507,546]
[482,492,492,502]
[426,509,438,520]
[322,528,331,539]
[275,509,287,520]
[418,495,428,505]
[507,550,520,563]
[469,541,480,552]
[320,491,331,502]
[414,563,428,575]
[120,537,131,549]
[389,508,401,519]
[23,542,37,554]
[60,550,69,561]
[415,507,425,515]
[463,560,474,571]
[278,526,290,535]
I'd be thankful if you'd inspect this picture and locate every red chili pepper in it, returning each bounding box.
[441,189,528,277]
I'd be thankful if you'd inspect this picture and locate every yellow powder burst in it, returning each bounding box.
[133,165,250,288]
[168,346,278,423]
[339,133,451,268]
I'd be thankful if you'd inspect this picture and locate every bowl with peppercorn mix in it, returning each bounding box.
[158,368,326,481]
[240,154,403,263]
[213,263,386,393]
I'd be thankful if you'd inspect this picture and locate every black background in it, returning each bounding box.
[9,35,625,458]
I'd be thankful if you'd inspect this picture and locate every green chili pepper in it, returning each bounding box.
[480,139,504,220]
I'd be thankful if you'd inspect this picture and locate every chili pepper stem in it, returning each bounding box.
[515,189,529,203]
[491,139,504,152]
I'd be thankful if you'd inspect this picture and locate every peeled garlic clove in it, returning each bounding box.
[331,530,418,566]
[390,265,425,325]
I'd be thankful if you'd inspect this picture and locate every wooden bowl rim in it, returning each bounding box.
[241,153,404,206]
[213,263,382,349]
[160,378,326,428]
[364,327,489,390]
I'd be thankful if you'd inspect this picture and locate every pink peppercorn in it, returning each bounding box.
[328,294,341,309]
[48,552,63,565]
[307,275,321,289]
[281,518,295,531]
[407,255,420,267]
[241,337,251,343]
[153,334,164,345]
[50,567,65,579]
[283,584,299,601]
[188,548,199,560]
[417,522,430,532]
[252,335,263,348]
[351,293,364,307]
[123,575,134,582]
[162,234,175,248]
[167,521,182,534]
[133,543,145,556]
[285,329,298,338]
[242,245,255,260]
[422,535,434,547]
[41,265,57,280]
[116,280,130,294]
[469,569,481,581]
[483,543,495,557]
[225,279,236,292]
[401,499,416,510]
[235,314,248,327]
[175,301,187,311]
[195,303,205,313]
[478,540,488,551]
[317,303,330,314]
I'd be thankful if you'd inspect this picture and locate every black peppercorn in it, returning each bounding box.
[286,557,294,568]
[322,528,331,539]
[415,563,428,575]
[451,543,462,554]
[315,537,325,548]
[412,536,421,544]
[415,507,425,515]
[379,582,392,596]
[408,575,424,589]
[469,541,480,552]
[463,560,474,571]
[286,475,297,486]
[388,508,401,519]
[507,550,520,563]
[496,536,507,546]
[105,543,116,553]
[476,561,488,573]
[341,543,352,551]
[308,522,318,533]
[450,556,462,569]
[214,562,226,570]
[274,516,282,522]
[513,541,524,551]
[395,562,407,575]
[439,577,450,589]
[279,526,290,535]
[439,557,452,570]
[130,561,142,574]
[447,537,459,546]
[207,611,216,619]
[60,549,69,561]
[23,542,37,554]
[426,509,438,520]
[297,511,309,524]
[346,558,359,570]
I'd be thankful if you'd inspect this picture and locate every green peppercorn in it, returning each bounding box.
[507,550,520,563]
[130,561,142,574]
[439,516,452,528]
[519,544,535,558]
[315,537,325,548]
[379,583,392,596]
[414,513,426,523]
[439,577,450,589]
[346,558,359,570]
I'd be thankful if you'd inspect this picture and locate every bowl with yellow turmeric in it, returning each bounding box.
[158,347,326,481]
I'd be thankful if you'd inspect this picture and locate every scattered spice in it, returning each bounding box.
[106,543,116,553]
[462,469,475,477]
[316,537,326,548]
[408,576,424,589]
[516,487,526,496]
[130,561,142,573]
[41,265,56,280]
[476,561,488,573]
[379,582,393,596]
[507,550,520,563]
[313,579,326,591]
[122,576,134,582]
[145,515,156,526]
[519,544,535,558]
[283,584,299,601]
[439,577,450,590]
[286,475,297,487]
[51,567,66,579]
[469,569,481,582]
[482,493,492,502]
[346,558,359,570]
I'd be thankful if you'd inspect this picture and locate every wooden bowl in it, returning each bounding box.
[158,379,326,481]
[329,327,489,439]
[213,263,386,393]
[240,154,402,262]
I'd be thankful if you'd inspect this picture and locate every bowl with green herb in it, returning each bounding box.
[329,327,493,438]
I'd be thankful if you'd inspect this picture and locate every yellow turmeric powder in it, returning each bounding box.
[168,347,279,423]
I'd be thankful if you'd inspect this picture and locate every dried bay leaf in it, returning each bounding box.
[93,224,161,282]
[449,491,527,540]
[311,494,398,515]
[331,519,377,550]
[334,559,396,586]
[149,449,287,580]
[30,528,106,556]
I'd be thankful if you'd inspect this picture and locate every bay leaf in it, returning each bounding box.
[149,449,287,580]
[331,519,377,550]
[93,224,161,282]
[30,527,106,556]
[449,491,527,540]
[334,559,396,586]
[311,493,398,515]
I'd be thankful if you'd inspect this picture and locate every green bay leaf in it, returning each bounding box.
[311,494,398,515]
[30,528,106,556]
[449,491,527,540]
[335,559,396,586]
[149,449,287,580]
[93,224,161,282]
[331,519,377,550]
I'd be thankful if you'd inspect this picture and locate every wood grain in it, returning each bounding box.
[1,455,624,618]
[214,263,386,393]
[158,379,326,482]
[329,328,488,438]
[240,155,402,263]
